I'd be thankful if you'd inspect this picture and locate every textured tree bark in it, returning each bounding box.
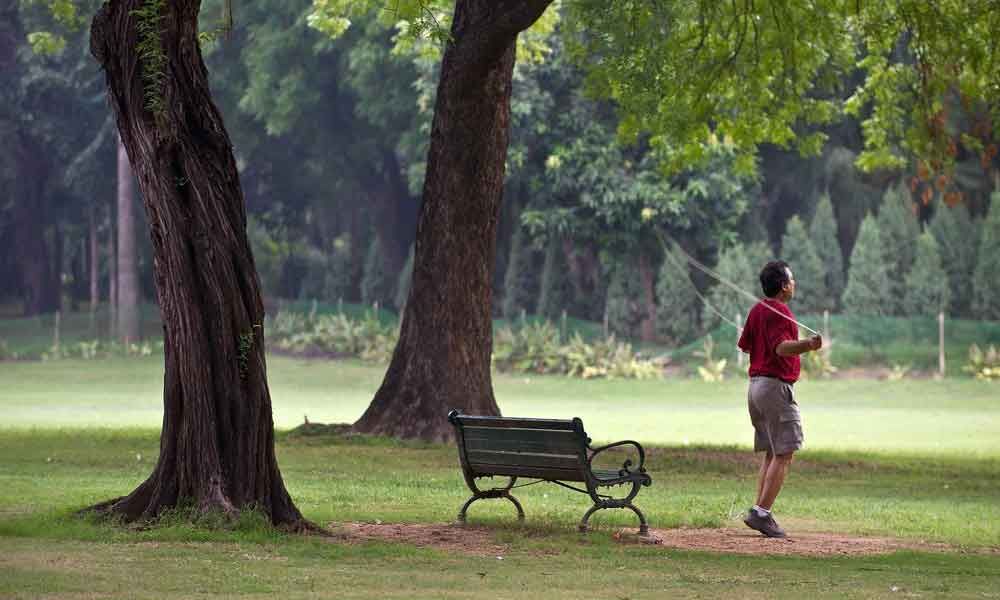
[353,0,554,442]
[116,133,140,343]
[87,0,307,528]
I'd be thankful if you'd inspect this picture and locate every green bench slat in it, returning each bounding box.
[468,464,586,482]
[466,449,581,471]
[463,426,582,454]
[453,415,577,430]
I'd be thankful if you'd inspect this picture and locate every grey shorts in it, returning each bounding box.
[748,376,803,455]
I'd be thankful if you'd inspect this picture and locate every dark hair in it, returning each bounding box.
[760,260,791,297]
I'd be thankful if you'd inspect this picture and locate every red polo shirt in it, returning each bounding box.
[737,298,800,384]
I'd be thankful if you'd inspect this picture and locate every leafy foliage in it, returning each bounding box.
[266,309,397,363]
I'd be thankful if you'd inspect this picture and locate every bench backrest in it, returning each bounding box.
[448,411,590,482]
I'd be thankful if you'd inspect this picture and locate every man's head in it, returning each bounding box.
[760,261,795,300]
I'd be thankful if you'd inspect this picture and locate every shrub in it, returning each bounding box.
[963,344,1000,381]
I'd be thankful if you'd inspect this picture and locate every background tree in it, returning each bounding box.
[876,185,920,315]
[702,242,771,330]
[536,237,571,321]
[843,215,890,315]
[971,193,1000,320]
[116,133,139,343]
[809,193,845,311]
[605,254,645,340]
[780,215,827,314]
[903,231,950,317]
[655,243,700,345]
[501,224,540,319]
[928,203,980,317]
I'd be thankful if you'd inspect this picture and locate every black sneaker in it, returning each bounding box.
[743,510,787,538]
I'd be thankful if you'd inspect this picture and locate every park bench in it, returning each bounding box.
[447,410,652,535]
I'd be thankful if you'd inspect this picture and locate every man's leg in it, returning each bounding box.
[758,452,794,510]
[755,452,773,506]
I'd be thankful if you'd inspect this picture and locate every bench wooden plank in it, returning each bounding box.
[452,415,578,431]
[467,464,586,482]
[463,427,583,454]
[466,449,581,471]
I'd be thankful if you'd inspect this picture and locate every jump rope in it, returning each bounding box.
[654,231,821,336]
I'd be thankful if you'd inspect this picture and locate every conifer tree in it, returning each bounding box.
[928,203,979,317]
[876,185,920,314]
[903,231,950,317]
[809,193,845,310]
[655,243,700,344]
[361,238,391,307]
[703,243,755,330]
[394,246,415,312]
[606,256,645,339]
[843,215,890,315]
[536,238,572,320]
[501,225,541,319]
[972,193,1000,320]
[781,215,827,314]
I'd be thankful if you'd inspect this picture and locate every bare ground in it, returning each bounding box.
[329,521,991,558]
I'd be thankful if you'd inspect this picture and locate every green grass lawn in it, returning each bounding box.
[1,357,999,598]
[2,355,998,454]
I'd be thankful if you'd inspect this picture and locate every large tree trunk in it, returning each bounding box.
[353,0,554,442]
[88,0,307,528]
[116,133,140,343]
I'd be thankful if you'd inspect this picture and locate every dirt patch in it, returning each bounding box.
[331,522,510,557]
[330,522,990,558]
[640,527,959,556]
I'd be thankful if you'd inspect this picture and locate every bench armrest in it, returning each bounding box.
[588,440,646,475]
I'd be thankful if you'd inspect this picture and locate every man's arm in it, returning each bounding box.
[776,335,822,357]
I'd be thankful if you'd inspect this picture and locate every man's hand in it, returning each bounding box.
[809,335,823,351]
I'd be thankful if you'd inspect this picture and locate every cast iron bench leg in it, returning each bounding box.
[457,492,525,524]
[578,502,649,536]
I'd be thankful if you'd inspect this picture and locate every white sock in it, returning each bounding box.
[752,505,771,517]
